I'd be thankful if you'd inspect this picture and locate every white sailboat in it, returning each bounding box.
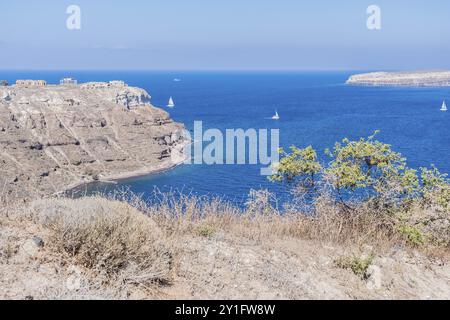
[167,97,175,108]
[272,111,280,120]
[441,100,447,112]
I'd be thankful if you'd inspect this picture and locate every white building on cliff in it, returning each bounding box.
[60,77,78,85]
[15,80,47,87]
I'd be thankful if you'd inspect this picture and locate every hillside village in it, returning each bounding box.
[0,77,128,89]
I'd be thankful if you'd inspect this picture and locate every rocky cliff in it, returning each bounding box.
[0,83,186,200]
[346,71,450,87]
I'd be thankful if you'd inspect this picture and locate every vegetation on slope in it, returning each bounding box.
[271,131,450,247]
[0,133,449,299]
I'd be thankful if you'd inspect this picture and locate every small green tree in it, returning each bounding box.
[270,132,421,210]
[269,146,322,189]
[324,131,419,208]
[420,166,450,211]
[270,132,450,246]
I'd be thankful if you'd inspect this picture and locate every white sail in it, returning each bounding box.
[167,97,175,108]
[272,111,280,120]
[441,101,447,111]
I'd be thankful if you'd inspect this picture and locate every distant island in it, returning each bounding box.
[346,71,450,87]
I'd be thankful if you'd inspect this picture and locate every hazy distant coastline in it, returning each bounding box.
[346,71,450,87]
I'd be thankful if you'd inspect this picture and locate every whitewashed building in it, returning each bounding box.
[60,77,78,85]
[109,80,127,87]
[16,80,47,87]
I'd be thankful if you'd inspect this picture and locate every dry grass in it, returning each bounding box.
[26,197,174,286]
[104,189,404,250]
[3,186,446,271]
[0,182,439,253]
[1,188,448,300]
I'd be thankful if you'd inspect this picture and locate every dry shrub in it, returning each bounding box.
[296,197,399,247]
[397,203,450,247]
[130,188,401,248]
[18,185,441,294]
[335,253,375,279]
[143,191,242,235]
[27,197,173,285]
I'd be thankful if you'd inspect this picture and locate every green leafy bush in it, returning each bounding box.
[397,225,426,246]
[420,166,450,211]
[198,225,215,238]
[270,132,450,246]
[335,254,375,279]
[270,146,322,186]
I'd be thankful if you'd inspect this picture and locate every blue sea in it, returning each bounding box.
[2,71,449,204]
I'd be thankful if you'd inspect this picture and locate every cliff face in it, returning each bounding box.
[346,71,450,87]
[0,83,186,200]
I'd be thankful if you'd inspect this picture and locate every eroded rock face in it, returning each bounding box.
[0,83,185,200]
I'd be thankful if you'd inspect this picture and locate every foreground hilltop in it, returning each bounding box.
[346,71,450,87]
[0,81,185,200]
[1,196,449,299]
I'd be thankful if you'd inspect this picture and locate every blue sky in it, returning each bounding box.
[0,0,449,70]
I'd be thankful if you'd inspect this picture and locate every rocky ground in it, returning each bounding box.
[165,236,449,300]
[0,83,186,200]
[0,197,448,300]
[346,71,450,86]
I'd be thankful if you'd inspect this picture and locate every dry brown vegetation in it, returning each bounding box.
[141,189,419,250]
[27,198,173,285]
[1,188,449,300]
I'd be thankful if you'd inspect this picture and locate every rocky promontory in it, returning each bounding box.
[346,71,450,87]
[0,81,186,200]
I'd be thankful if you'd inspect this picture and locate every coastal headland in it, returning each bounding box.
[0,80,187,200]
